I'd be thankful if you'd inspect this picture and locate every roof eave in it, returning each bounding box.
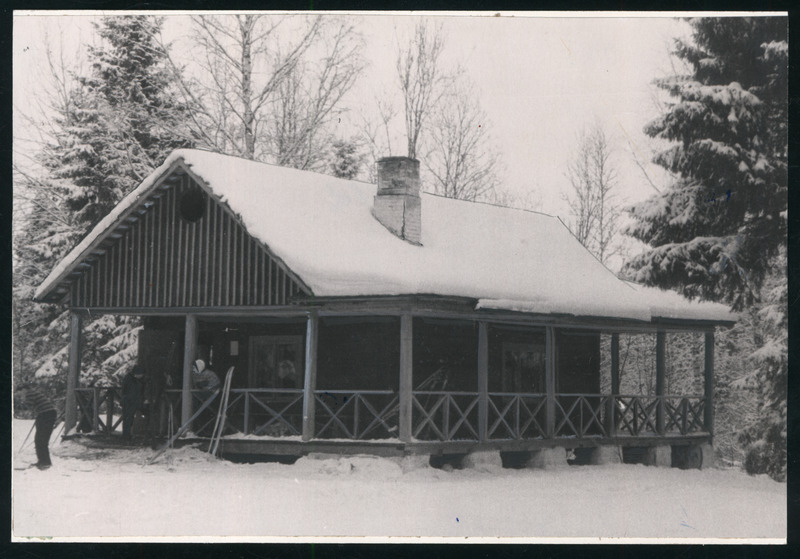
[33,158,190,304]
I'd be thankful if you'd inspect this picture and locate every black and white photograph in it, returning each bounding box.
[11,10,787,542]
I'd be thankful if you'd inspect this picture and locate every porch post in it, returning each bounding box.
[607,332,620,436]
[302,311,319,441]
[477,321,489,442]
[545,326,556,438]
[655,331,666,435]
[181,314,198,427]
[398,314,414,442]
[64,311,82,436]
[704,331,715,436]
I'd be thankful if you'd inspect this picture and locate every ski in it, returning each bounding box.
[208,366,235,455]
[144,387,222,466]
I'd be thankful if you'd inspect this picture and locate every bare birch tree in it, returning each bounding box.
[426,82,501,201]
[360,92,399,180]
[564,123,621,265]
[264,20,365,170]
[184,15,364,168]
[396,21,452,159]
[189,14,323,160]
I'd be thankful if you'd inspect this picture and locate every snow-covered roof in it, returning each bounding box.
[35,149,735,324]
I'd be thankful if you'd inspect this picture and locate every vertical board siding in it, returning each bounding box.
[71,175,307,308]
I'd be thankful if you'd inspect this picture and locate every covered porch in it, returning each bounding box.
[65,299,717,466]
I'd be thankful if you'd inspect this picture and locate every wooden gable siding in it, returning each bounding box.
[70,173,309,309]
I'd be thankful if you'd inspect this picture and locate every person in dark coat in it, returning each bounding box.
[23,384,58,469]
[121,365,146,439]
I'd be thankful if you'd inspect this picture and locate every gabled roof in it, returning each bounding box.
[35,149,735,324]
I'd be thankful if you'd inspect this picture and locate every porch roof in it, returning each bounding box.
[35,149,735,325]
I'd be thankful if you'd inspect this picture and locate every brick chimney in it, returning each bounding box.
[373,156,422,245]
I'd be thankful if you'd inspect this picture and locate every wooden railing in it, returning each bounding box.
[164,389,305,437]
[614,395,659,436]
[82,388,708,443]
[75,387,122,434]
[554,394,611,438]
[412,391,480,441]
[232,389,304,437]
[314,390,399,440]
[614,394,706,436]
[663,396,707,435]
[487,393,547,440]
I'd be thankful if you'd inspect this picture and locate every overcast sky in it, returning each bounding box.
[13,12,691,222]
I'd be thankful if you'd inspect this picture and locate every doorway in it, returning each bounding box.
[247,335,303,389]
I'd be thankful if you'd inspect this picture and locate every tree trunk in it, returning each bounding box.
[240,16,256,160]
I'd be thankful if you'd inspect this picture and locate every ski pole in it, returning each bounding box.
[51,420,66,447]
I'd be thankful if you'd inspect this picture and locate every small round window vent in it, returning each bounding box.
[179,188,207,222]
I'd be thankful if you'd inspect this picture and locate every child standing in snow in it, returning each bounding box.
[22,384,58,469]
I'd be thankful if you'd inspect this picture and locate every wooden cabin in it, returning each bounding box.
[34,150,735,468]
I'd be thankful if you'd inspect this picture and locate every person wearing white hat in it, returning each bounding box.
[192,359,220,391]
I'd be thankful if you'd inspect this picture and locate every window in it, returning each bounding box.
[179,188,207,222]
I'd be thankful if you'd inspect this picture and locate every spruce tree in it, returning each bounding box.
[52,15,194,227]
[15,15,195,395]
[623,17,787,310]
[621,17,787,480]
[329,139,363,179]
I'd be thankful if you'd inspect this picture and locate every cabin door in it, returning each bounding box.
[247,335,303,389]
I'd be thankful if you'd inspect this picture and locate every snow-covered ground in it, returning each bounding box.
[11,419,785,543]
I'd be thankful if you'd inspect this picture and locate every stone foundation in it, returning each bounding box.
[673,443,712,470]
[462,450,503,471]
[590,446,622,465]
[643,445,672,467]
[526,447,568,469]
[698,443,715,469]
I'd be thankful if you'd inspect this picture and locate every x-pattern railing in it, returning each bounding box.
[244,390,303,437]
[554,394,609,437]
[412,391,480,441]
[75,387,122,433]
[314,390,399,440]
[487,393,547,440]
[615,395,659,436]
[664,396,706,435]
[149,389,708,442]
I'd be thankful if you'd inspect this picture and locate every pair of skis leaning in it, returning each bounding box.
[145,366,234,465]
[208,366,235,456]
